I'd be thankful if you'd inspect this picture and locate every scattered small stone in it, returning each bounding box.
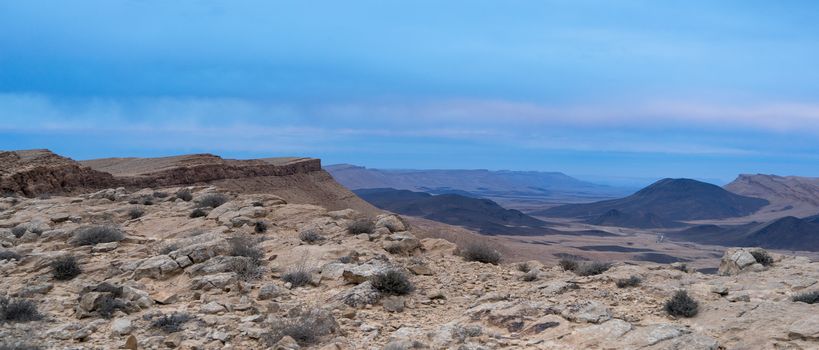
[201,301,227,314]
[383,296,405,313]
[111,317,133,335]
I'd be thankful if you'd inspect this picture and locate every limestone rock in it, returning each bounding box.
[375,214,406,232]
[382,232,421,255]
[133,255,181,280]
[190,272,238,291]
[201,301,227,314]
[718,248,769,275]
[562,301,612,324]
[383,296,405,313]
[788,315,819,340]
[258,283,283,300]
[111,317,133,335]
[337,281,381,307]
[91,241,118,253]
[342,261,389,284]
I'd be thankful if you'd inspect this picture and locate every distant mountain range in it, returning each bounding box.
[355,188,547,235]
[535,178,769,225]
[325,164,633,211]
[670,214,819,251]
[355,188,614,236]
[724,174,819,219]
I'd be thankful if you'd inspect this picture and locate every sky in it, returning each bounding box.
[2,0,819,185]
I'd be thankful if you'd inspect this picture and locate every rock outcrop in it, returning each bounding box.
[1,186,818,349]
[0,150,117,196]
[1,149,376,212]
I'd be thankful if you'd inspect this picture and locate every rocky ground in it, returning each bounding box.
[1,186,818,349]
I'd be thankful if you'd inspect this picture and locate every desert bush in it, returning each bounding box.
[71,225,124,246]
[127,206,145,219]
[229,258,263,281]
[11,226,26,238]
[265,309,336,345]
[130,195,153,206]
[461,242,501,265]
[51,255,81,281]
[282,263,312,288]
[516,262,531,273]
[189,208,207,218]
[521,270,539,282]
[197,193,228,208]
[0,297,42,323]
[175,189,193,202]
[792,291,819,304]
[150,312,191,333]
[152,191,168,198]
[299,229,324,244]
[0,250,21,261]
[371,269,414,295]
[664,290,698,317]
[615,275,642,288]
[560,259,611,276]
[751,250,773,266]
[575,262,611,276]
[558,258,579,272]
[347,218,375,235]
[671,263,688,272]
[254,221,268,234]
[95,294,126,319]
[229,237,263,261]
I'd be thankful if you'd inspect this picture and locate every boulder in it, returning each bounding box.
[382,232,421,255]
[258,284,283,300]
[383,296,405,313]
[789,315,819,340]
[561,301,612,324]
[375,214,406,232]
[111,317,133,335]
[201,301,227,314]
[718,248,769,275]
[92,242,118,253]
[190,272,238,291]
[337,281,381,307]
[342,261,390,284]
[132,255,181,280]
[169,239,229,264]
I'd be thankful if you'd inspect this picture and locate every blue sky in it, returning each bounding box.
[2,0,819,185]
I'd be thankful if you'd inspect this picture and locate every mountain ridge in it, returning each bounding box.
[536,178,769,224]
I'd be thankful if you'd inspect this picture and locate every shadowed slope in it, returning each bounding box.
[537,178,768,222]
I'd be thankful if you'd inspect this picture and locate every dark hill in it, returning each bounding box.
[585,209,684,229]
[354,188,550,235]
[536,178,768,222]
[669,215,819,251]
[744,216,819,251]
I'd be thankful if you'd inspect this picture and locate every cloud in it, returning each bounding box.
[1,93,818,158]
[311,98,819,133]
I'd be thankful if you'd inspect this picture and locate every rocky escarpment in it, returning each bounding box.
[0,150,118,197]
[1,186,819,349]
[80,154,323,188]
[1,150,375,213]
